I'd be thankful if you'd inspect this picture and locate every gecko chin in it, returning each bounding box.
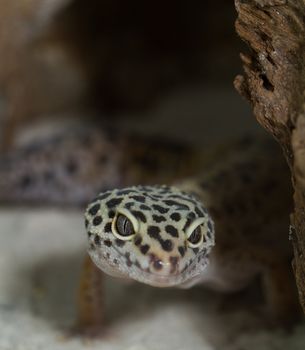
[89,246,210,288]
[128,252,210,288]
[128,268,203,288]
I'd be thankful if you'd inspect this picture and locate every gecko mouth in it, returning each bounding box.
[90,246,209,288]
[128,254,209,288]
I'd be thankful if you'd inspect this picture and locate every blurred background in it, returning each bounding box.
[0,0,259,149]
[2,2,299,350]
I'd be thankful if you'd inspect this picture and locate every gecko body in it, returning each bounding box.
[0,126,198,205]
[0,127,300,330]
[82,137,300,329]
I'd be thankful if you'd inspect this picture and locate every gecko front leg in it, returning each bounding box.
[74,254,105,337]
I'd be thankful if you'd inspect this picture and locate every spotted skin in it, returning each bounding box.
[83,137,301,331]
[85,185,214,287]
[0,129,300,330]
[0,127,199,205]
[84,137,292,288]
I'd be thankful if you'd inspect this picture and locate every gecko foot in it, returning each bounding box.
[66,322,110,341]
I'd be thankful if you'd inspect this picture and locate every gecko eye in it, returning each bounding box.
[187,226,202,246]
[116,214,134,236]
[186,217,206,248]
[111,210,138,240]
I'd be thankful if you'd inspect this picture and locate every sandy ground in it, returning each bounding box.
[0,85,305,349]
[0,209,305,350]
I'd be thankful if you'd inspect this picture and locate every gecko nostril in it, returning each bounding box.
[149,253,164,271]
[153,259,163,270]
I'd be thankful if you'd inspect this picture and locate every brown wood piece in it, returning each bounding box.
[234,0,305,312]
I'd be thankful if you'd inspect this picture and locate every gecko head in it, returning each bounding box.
[85,185,215,287]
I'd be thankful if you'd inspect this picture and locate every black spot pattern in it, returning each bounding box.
[132,211,147,223]
[93,216,102,226]
[125,202,134,209]
[134,235,142,246]
[89,204,100,216]
[195,207,204,217]
[152,215,166,223]
[130,196,146,203]
[96,192,111,201]
[94,235,101,245]
[183,218,192,231]
[165,225,179,238]
[140,244,150,255]
[162,240,173,252]
[104,239,112,247]
[152,204,169,214]
[104,222,112,232]
[125,252,132,267]
[140,204,150,211]
[178,246,185,257]
[116,189,138,196]
[187,212,196,220]
[147,226,161,239]
[163,200,190,210]
[168,194,197,206]
[170,213,181,221]
[115,239,125,247]
[106,197,123,208]
[147,226,174,251]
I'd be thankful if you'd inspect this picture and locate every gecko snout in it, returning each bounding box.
[149,253,180,276]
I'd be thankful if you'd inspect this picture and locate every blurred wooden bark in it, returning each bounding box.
[234,0,305,312]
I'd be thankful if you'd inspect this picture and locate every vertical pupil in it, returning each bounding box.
[123,218,131,233]
[117,215,134,236]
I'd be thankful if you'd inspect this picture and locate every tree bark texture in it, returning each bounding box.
[234,0,305,312]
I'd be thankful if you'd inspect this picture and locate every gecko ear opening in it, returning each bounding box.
[111,208,139,241]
